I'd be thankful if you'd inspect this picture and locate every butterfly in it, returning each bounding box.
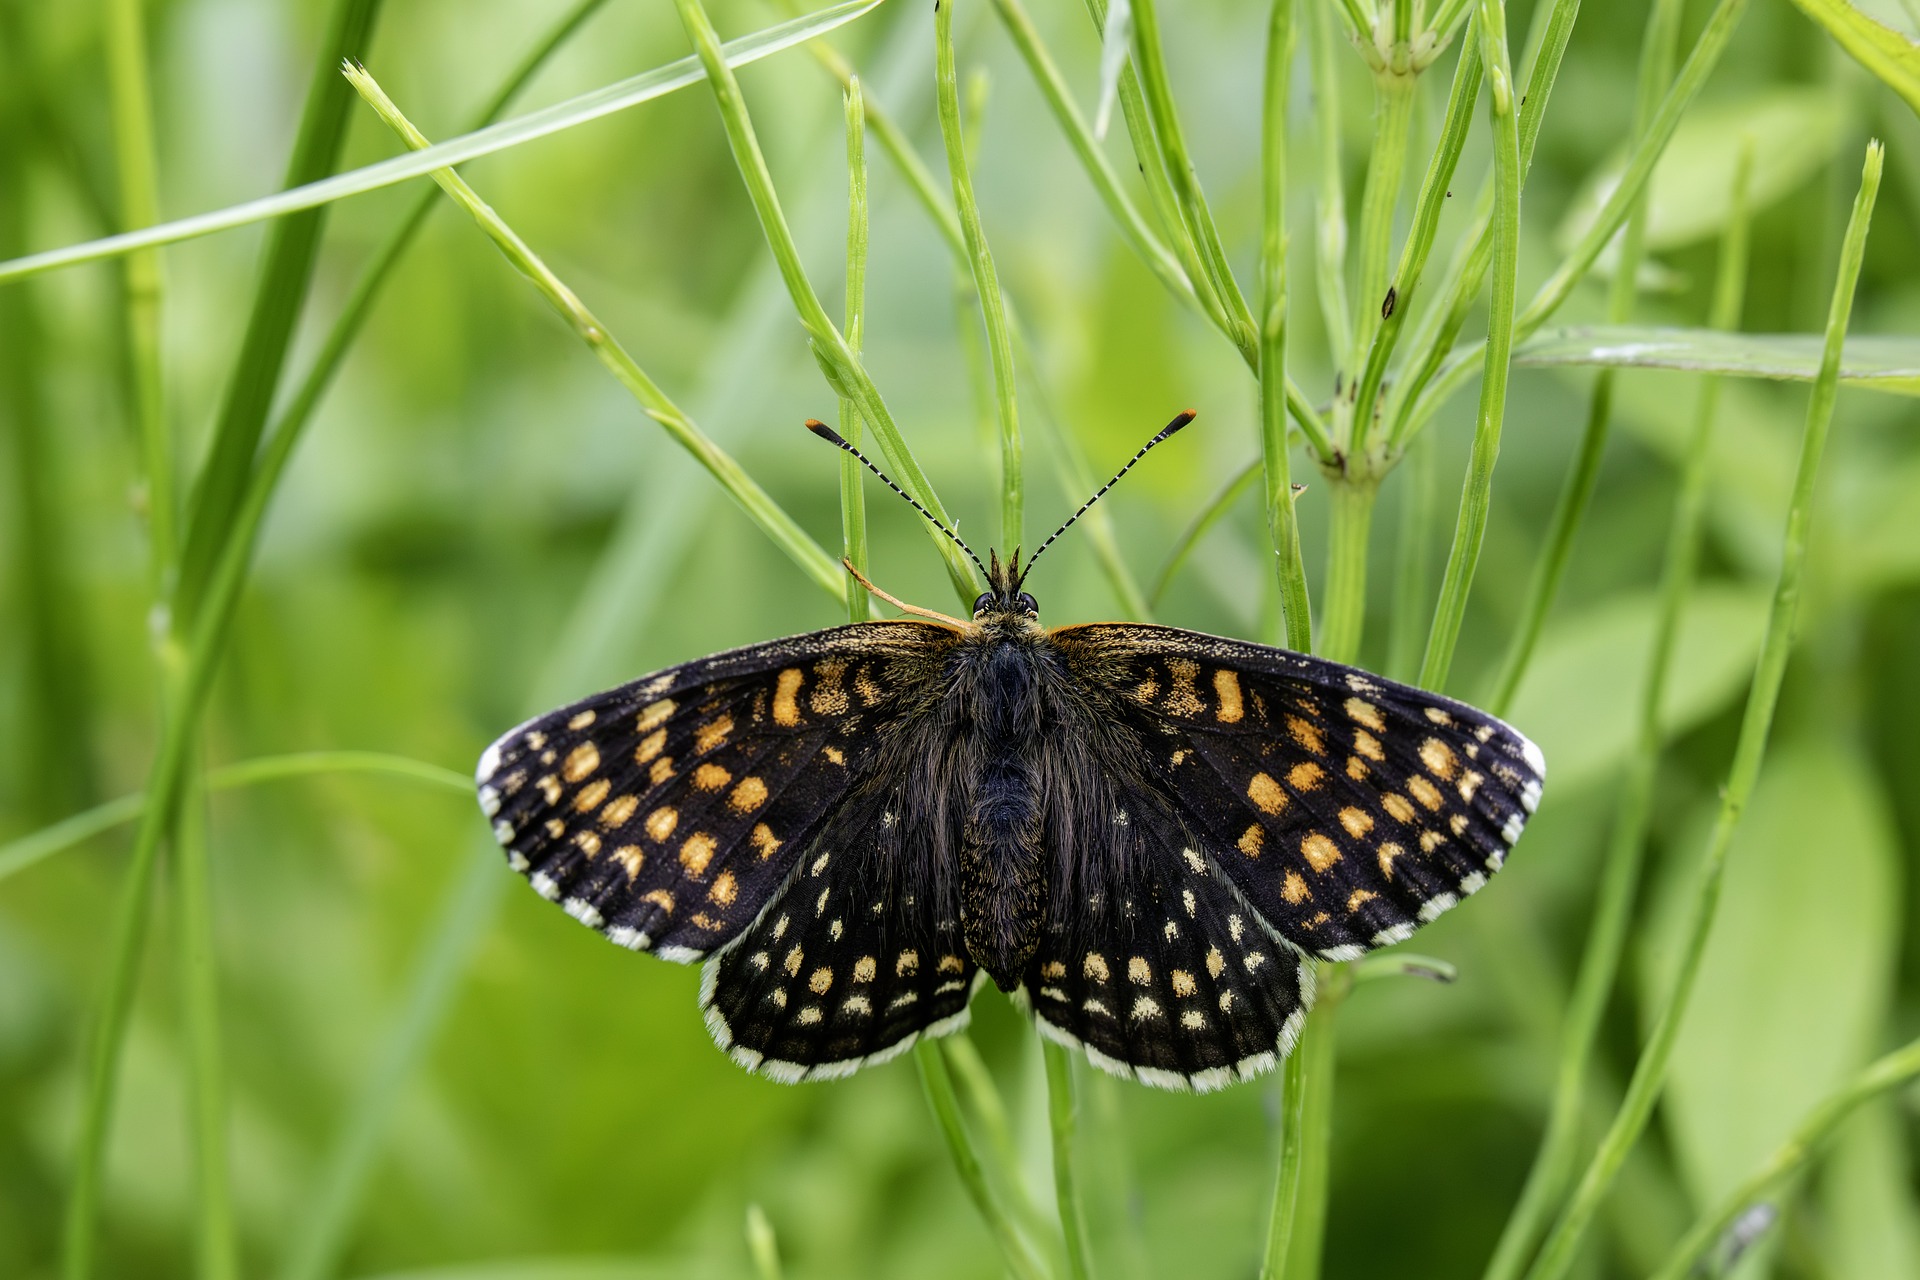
[475,412,1545,1091]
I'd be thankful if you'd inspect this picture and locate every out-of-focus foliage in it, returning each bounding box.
[2,1,1919,1278]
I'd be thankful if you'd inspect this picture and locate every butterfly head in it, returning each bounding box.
[972,549,1039,622]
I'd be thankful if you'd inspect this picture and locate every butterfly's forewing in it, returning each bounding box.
[477,620,960,962]
[1051,624,1545,963]
[1019,796,1313,1092]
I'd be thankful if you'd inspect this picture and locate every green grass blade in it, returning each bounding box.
[1786,0,1920,114]
[914,1042,1054,1280]
[674,0,981,602]
[841,77,872,622]
[345,65,845,603]
[1417,0,1521,692]
[0,0,889,289]
[1520,139,1881,1280]
[1148,457,1260,609]
[169,0,385,629]
[1043,1040,1097,1280]
[1512,325,1920,392]
[935,0,1023,552]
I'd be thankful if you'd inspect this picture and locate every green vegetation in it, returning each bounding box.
[4,1,1920,1277]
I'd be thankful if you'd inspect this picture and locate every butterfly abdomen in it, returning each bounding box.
[956,633,1050,991]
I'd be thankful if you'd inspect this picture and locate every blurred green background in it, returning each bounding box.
[3,0,1920,1276]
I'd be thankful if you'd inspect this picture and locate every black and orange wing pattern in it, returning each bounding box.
[476,621,959,963]
[1052,624,1545,965]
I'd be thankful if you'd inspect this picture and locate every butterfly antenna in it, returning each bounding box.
[805,421,990,583]
[1020,409,1196,580]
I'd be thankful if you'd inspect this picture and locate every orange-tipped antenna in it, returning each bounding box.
[805,421,990,583]
[1020,409,1196,581]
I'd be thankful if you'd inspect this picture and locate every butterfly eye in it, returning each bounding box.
[972,592,996,615]
[1015,593,1039,616]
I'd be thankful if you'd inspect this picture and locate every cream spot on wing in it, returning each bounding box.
[1130,996,1162,1021]
[938,954,964,974]
[1302,833,1341,873]
[1345,698,1385,731]
[642,888,674,915]
[772,668,804,726]
[1171,969,1197,996]
[648,757,675,786]
[1382,793,1417,824]
[1181,1009,1206,1029]
[1425,707,1454,725]
[1288,761,1325,791]
[844,995,871,1016]
[1238,824,1265,857]
[634,729,668,765]
[1450,813,1470,835]
[729,776,769,812]
[573,830,601,857]
[1347,756,1369,780]
[1282,871,1310,904]
[1041,960,1066,979]
[599,794,638,828]
[525,731,546,750]
[1128,957,1151,985]
[1354,728,1385,761]
[1287,715,1326,754]
[1377,842,1403,878]
[1247,773,1288,815]
[694,714,732,754]
[1420,830,1447,852]
[1164,658,1203,717]
[1347,889,1376,911]
[809,658,849,715]
[692,762,731,791]
[896,950,919,976]
[612,845,644,879]
[785,946,804,976]
[1084,953,1110,982]
[751,823,781,858]
[544,818,564,838]
[853,956,877,982]
[824,745,845,765]
[537,775,562,805]
[809,966,834,994]
[679,832,717,875]
[1408,775,1445,810]
[1338,807,1373,838]
[1459,771,1484,802]
[568,709,596,730]
[709,871,737,905]
[1206,947,1225,978]
[1213,669,1244,723]
[1229,914,1245,941]
[637,700,675,732]
[645,807,678,842]
[796,1005,822,1026]
[1420,737,1458,780]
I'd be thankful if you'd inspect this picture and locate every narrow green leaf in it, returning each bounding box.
[0,0,889,287]
[1515,325,1920,394]
[1787,0,1920,114]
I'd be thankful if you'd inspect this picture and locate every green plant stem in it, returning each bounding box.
[169,748,237,1280]
[1149,457,1259,608]
[0,1,887,288]
[1127,0,1257,353]
[1282,967,1350,1280]
[1383,0,1580,450]
[1403,0,1751,444]
[104,0,172,579]
[1043,1040,1097,1280]
[1258,1024,1311,1280]
[1484,0,1681,718]
[61,9,386,1276]
[942,1035,1056,1248]
[675,0,981,601]
[1319,481,1377,663]
[346,66,843,602]
[1521,141,1880,1280]
[1260,0,1313,655]
[935,0,1022,552]
[1350,71,1416,377]
[1349,30,1481,458]
[171,0,385,627]
[915,1041,1053,1280]
[841,78,871,622]
[1651,1035,1920,1280]
[1480,139,1750,1280]
[746,1205,784,1280]
[990,0,1195,311]
[1385,429,1436,681]
[1416,0,1519,692]
[1308,0,1353,361]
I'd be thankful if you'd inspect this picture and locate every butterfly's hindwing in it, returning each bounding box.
[1052,624,1545,961]
[476,621,961,960]
[1021,801,1312,1092]
[700,830,981,1082]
